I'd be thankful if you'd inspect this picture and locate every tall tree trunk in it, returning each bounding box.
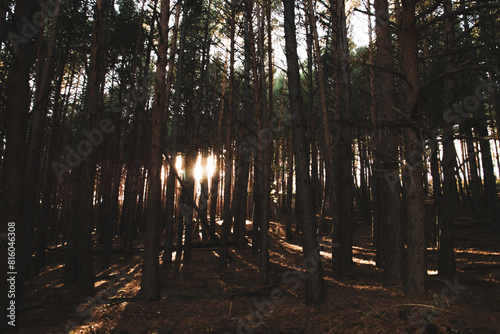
[476,108,500,227]
[200,149,209,241]
[36,54,68,274]
[172,0,189,264]
[22,0,62,280]
[248,0,262,257]
[0,1,38,323]
[430,145,442,247]
[374,0,403,286]
[221,0,235,268]
[329,0,354,268]
[141,0,169,301]
[306,0,338,276]
[162,0,181,267]
[101,114,124,269]
[283,0,324,305]
[462,120,483,222]
[438,0,458,275]
[256,2,271,283]
[286,129,293,240]
[182,151,196,261]
[399,0,427,297]
[305,9,318,221]
[233,0,253,249]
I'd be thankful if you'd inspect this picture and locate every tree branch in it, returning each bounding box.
[352,59,412,87]
[419,4,500,30]
[422,64,500,91]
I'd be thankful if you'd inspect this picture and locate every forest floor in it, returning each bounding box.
[17,212,500,334]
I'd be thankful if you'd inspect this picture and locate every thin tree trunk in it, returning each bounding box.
[35,48,68,274]
[438,0,458,275]
[256,2,271,283]
[286,129,293,240]
[162,0,181,266]
[233,1,253,249]
[75,0,113,293]
[182,151,196,261]
[462,120,483,222]
[306,0,338,276]
[248,0,262,256]
[221,0,235,268]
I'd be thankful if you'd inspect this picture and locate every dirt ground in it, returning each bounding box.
[16,216,500,334]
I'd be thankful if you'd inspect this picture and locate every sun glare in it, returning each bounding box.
[206,154,216,179]
[161,165,166,182]
[175,155,183,174]
[173,153,217,182]
[194,156,203,181]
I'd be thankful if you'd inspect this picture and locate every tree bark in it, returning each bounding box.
[373,0,404,286]
[283,0,324,305]
[162,0,181,266]
[141,0,170,301]
[0,1,39,323]
[438,0,458,275]
[329,0,354,269]
[220,0,235,268]
[22,0,62,279]
[399,0,428,297]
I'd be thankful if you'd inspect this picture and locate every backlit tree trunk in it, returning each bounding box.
[438,0,458,275]
[220,0,235,268]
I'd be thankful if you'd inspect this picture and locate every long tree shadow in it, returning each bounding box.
[18,216,500,333]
